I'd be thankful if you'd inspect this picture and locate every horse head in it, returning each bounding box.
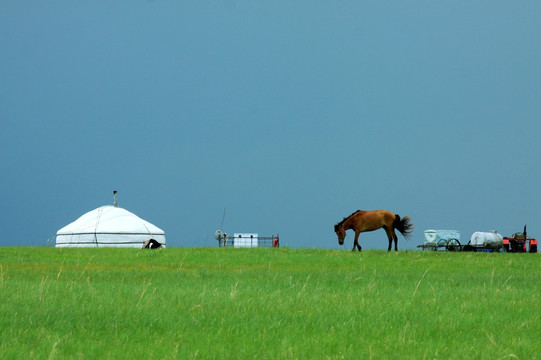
[334,224,346,245]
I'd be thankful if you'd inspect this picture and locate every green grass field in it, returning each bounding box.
[1,247,540,359]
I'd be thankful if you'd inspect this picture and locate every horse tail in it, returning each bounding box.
[394,214,414,240]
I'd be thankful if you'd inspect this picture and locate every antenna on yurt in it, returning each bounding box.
[113,190,118,207]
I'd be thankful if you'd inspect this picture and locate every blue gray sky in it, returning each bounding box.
[1,1,540,249]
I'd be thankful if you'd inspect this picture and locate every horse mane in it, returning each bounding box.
[334,210,363,231]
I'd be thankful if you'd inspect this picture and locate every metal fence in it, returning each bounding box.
[221,235,279,248]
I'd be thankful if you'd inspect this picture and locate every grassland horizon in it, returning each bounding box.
[1,247,539,359]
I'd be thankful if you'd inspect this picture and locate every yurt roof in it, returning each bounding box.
[57,205,164,236]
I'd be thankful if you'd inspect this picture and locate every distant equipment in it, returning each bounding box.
[504,225,537,253]
[214,229,226,242]
[418,230,461,251]
[233,233,259,248]
[213,207,279,248]
[420,227,537,253]
[468,231,503,250]
[214,207,228,247]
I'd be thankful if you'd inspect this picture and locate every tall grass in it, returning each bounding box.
[1,247,540,359]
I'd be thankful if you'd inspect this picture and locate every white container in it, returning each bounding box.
[470,231,503,248]
[424,230,460,245]
[233,233,258,248]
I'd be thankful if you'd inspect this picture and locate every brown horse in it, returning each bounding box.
[334,210,413,251]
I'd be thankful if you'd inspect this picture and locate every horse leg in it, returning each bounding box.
[383,226,393,251]
[352,231,362,252]
[392,229,399,251]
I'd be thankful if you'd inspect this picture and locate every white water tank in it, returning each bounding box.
[470,231,503,248]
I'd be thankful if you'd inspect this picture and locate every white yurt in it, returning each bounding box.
[56,195,165,248]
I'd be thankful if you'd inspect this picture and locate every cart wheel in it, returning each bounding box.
[437,239,448,250]
[447,238,462,251]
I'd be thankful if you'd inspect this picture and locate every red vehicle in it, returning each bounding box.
[504,225,537,253]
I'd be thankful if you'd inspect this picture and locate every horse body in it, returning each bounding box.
[334,210,413,251]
